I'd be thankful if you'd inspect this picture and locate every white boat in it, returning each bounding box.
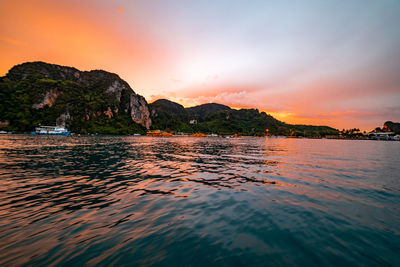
[394,135,400,141]
[31,126,70,136]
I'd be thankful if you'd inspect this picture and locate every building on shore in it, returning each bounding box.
[366,132,395,140]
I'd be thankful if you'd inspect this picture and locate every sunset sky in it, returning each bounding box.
[1,0,399,130]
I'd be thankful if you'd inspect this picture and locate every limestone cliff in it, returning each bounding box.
[0,62,151,133]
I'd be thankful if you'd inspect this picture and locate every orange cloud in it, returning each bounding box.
[1,0,397,131]
[0,36,27,46]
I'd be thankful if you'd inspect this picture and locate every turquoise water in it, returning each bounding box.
[0,135,399,266]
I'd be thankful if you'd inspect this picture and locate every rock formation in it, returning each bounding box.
[0,62,151,133]
[382,121,400,133]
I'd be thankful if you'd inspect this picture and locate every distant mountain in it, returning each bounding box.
[187,103,231,118]
[150,99,338,136]
[150,99,186,117]
[0,62,151,134]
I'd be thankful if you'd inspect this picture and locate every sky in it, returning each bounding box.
[1,0,399,130]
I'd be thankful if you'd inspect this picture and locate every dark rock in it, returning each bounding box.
[382,121,400,133]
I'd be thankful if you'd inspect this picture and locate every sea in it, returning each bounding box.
[0,135,399,266]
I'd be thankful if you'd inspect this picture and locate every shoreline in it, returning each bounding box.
[1,132,399,141]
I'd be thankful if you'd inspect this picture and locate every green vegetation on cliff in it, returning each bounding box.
[150,99,338,136]
[0,62,150,134]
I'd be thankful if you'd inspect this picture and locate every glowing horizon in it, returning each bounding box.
[1,0,399,131]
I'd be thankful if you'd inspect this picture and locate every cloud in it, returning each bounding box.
[0,36,26,46]
[1,0,399,130]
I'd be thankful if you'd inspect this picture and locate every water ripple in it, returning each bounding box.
[0,135,399,266]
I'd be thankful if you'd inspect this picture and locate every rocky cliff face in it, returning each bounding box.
[0,62,151,133]
[129,94,151,129]
[32,88,61,109]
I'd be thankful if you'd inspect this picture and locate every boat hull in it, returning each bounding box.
[31,131,71,136]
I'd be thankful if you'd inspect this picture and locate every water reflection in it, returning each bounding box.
[0,135,399,266]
